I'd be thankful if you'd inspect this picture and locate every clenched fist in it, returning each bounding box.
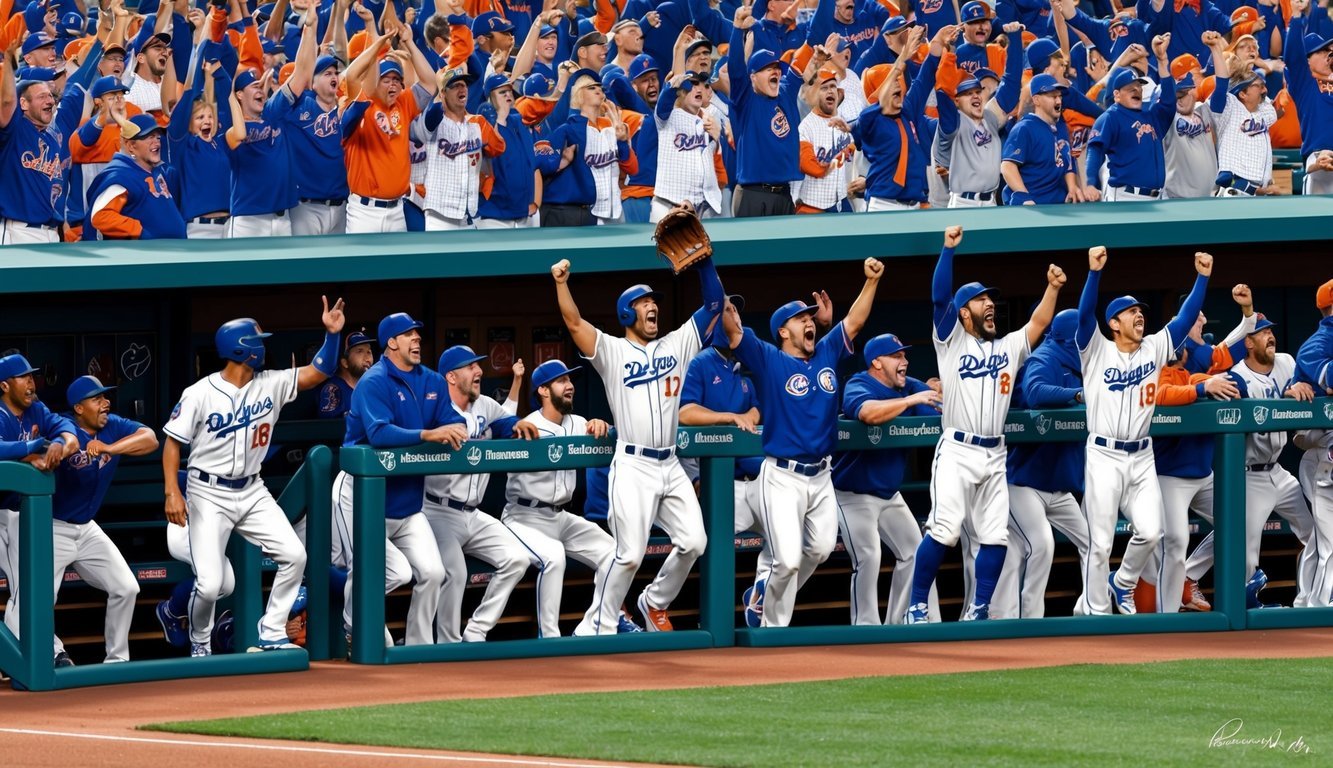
[551,259,571,283]
[944,225,963,248]
[1195,251,1213,276]
[1048,264,1067,288]
[865,258,884,280]
[1088,245,1107,271]
[1231,283,1252,309]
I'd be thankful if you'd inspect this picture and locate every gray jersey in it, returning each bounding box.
[934,102,1007,194]
[1162,105,1217,199]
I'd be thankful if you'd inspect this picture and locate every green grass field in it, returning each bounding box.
[146,657,1330,767]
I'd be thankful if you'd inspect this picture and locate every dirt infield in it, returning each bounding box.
[3,628,1331,768]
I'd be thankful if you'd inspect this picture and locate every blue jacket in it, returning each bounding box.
[1006,338,1085,494]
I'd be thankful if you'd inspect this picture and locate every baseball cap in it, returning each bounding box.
[539,24,558,38]
[21,33,56,57]
[92,75,130,98]
[64,36,92,62]
[378,313,423,346]
[522,73,554,97]
[610,18,640,35]
[960,1,992,23]
[483,73,514,96]
[1175,74,1197,92]
[769,300,818,342]
[441,65,475,87]
[1026,38,1059,72]
[1228,70,1261,94]
[379,60,405,80]
[1304,33,1333,55]
[314,55,339,75]
[1029,73,1066,95]
[881,16,908,34]
[685,39,714,62]
[140,31,172,49]
[530,360,582,408]
[16,66,56,82]
[1317,279,1333,310]
[1171,54,1200,80]
[570,68,602,90]
[277,62,297,87]
[973,67,999,83]
[815,66,839,84]
[472,11,515,37]
[1108,13,1131,30]
[1248,313,1276,334]
[0,354,38,380]
[1105,295,1149,325]
[574,23,608,52]
[1109,67,1149,93]
[438,345,486,373]
[344,330,374,354]
[955,78,983,95]
[60,11,87,37]
[121,113,164,140]
[953,281,996,309]
[748,49,782,72]
[67,375,116,405]
[233,68,261,92]
[262,39,285,56]
[628,54,659,81]
[864,333,911,363]
[1047,309,1079,341]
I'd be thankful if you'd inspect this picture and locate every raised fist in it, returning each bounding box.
[1195,251,1213,276]
[1231,283,1252,308]
[1088,245,1107,271]
[1048,264,1067,289]
[551,259,571,283]
[864,257,884,280]
[944,225,963,248]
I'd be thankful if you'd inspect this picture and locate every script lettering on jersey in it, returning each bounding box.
[1103,362,1157,392]
[622,355,679,388]
[843,27,878,47]
[672,131,709,151]
[21,137,64,180]
[958,352,1009,380]
[437,134,482,158]
[972,127,993,147]
[1174,116,1208,138]
[245,123,283,144]
[309,110,340,138]
[814,133,853,165]
[1239,116,1270,137]
[1132,120,1158,143]
[206,397,276,439]
[584,147,620,169]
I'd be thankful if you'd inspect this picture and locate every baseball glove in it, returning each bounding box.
[652,204,712,274]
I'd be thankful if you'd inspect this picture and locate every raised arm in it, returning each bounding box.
[932,225,963,340]
[1219,284,1257,347]
[1164,252,1212,350]
[1025,264,1068,349]
[550,259,599,357]
[295,296,346,392]
[1076,246,1106,350]
[843,258,886,341]
[989,22,1025,117]
[286,7,319,97]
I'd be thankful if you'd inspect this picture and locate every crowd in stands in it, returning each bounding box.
[2,0,1332,243]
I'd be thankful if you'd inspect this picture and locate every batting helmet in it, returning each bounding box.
[1048,309,1079,341]
[215,318,272,368]
[617,284,660,327]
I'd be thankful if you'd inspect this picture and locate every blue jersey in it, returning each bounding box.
[1284,16,1333,158]
[0,97,79,226]
[229,88,299,216]
[167,85,233,218]
[852,55,939,203]
[832,373,937,499]
[1296,315,1333,392]
[345,358,463,519]
[733,322,853,463]
[1006,339,1085,494]
[318,376,354,420]
[1002,113,1074,205]
[477,105,560,219]
[1085,84,1175,191]
[84,153,187,240]
[0,400,75,510]
[728,25,804,186]
[1154,338,1218,479]
[52,415,144,524]
[286,90,348,201]
[681,348,762,479]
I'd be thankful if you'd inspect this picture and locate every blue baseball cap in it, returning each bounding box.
[961,1,991,22]
[685,39,714,62]
[522,73,554,97]
[1175,74,1196,92]
[769,300,818,342]
[1248,313,1276,334]
[0,354,38,380]
[344,330,374,354]
[21,33,56,57]
[1105,295,1149,326]
[881,16,909,34]
[483,73,514,96]
[60,11,87,37]
[378,312,423,347]
[1029,73,1066,95]
[92,75,130,98]
[530,360,582,407]
[954,281,996,309]
[1026,38,1059,72]
[955,78,983,96]
[1304,33,1333,55]
[1109,67,1149,92]
[973,67,999,82]
[438,345,486,373]
[67,375,116,405]
[261,39,284,55]
[233,68,261,92]
[16,66,56,82]
[379,60,405,80]
[121,113,164,139]
[1047,309,1079,341]
[472,11,515,37]
[539,24,558,38]
[1228,70,1261,94]
[864,333,911,363]
[628,53,659,81]
[314,55,339,75]
[748,49,781,72]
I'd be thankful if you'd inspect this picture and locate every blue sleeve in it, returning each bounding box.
[902,377,941,415]
[1285,16,1310,91]
[1065,88,1104,118]
[1067,10,1112,54]
[696,255,725,314]
[0,438,46,461]
[168,87,202,141]
[70,39,104,89]
[1150,74,1177,129]
[77,117,105,149]
[1002,121,1028,164]
[805,0,834,44]
[994,31,1024,114]
[1165,274,1209,350]
[1076,268,1102,350]
[732,328,769,377]
[103,414,146,444]
[729,25,750,97]
[903,53,939,118]
[490,415,520,438]
[688,0,733,45]
[422,101,444,133]
[1210,78,1229,113]
[680,358,707,407]
[855,34,888,74]
[1084,116,1108,190]
[931,246,956,340]
[354,381,423,447]
[935,89,959,137]
[263,88,294,122]
[342,101,371,139]
[841,376,874,420]
[656,84,679,121]
[55,85,84,140]
[1021,356,1081,407]
[1296,331,1333,390]
[616,138,631,162]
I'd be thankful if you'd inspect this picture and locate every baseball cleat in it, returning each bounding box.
[1108,572,1137,615]
[904,602,930,624]
[190,642,212,658]
[1245,569,1269,609]
[617,612,644,633]
[155,600,189,647]
[248,639,301,652]
[960,602,990,621]
[53,651,75,668]
[1181,579,1212,612]
[637,592,673,632]
[742,578,766,628]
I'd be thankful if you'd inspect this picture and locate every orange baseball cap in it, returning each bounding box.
[1197,74,1216,101]
[862,63,890,100]
[1170,53,1200,81]
[349,30,369,61]
[278,61,296,86]
[63,36,93,62]
[1318,279,1333,310]
[1230,6,1259,37]
[816,66,839,83]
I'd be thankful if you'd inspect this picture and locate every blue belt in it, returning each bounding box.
[425,492,473,511]
[623,444,674,461]
[1117,185,1160,198]
[774,457,829,477]
[1093,436,1151,454]
[959,190,996,201]
[190,469,255,490]
[1246,463,1276,472]
[950,430,1002,449]
[1216,174,1261,195]
[514,496,565,511]
[357,196,401,209]
[300,197,346,206]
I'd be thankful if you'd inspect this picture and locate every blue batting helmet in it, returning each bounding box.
[216,318,271,368]
[616,284,659,327]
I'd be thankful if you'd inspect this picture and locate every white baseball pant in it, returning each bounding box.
[424,210,476,230]
[226,212,292,238]
[185,219,228,239]
[1121,474,1211,612]
[1102,186,1161,202]
[0,218,59,244]
[865,198,921,212]
[1303,157,1333,195]
[926,438,1010,548]
[167,517,236,597]
[0,508,63,655]
[345,197,407,233]
[732,478,774,586]
[424,502,529,643]
[983,486,1090,618]
[755,458,837,628]
[927,165,950,209]
[946,192,998,208]
[52,520,139,662]
[502,504,614,638]
[184,476,306,645]
[835,490,939,625]
[290,200,347,236]
[336,474,442,646]
[649,198,718,224]
[578,452,706,636]
[475,212,540,228]
[1080,440,1164,615]
[1297,447,1333,606]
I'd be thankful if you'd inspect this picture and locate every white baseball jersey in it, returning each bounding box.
[163,368,298,478]
[837,71,869,124]
[408,135,428,210]
[585,320,703,449]
[933,324,1030,437]
[1212,92,1276,184]
[1162,105,1217,199]
[1079,329,1173,441]
[504,410,586,509]
[424,395,518,507]
[654,107,721,214]
[124,74,163,115]
[795,111,854,210]
[1231,354,1298,464]
[417,113,502,219]
[583,120,625,220]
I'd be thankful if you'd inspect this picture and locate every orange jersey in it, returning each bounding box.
[71,104,146,164]
[344,93,422,199]
[1270,88,1301,149]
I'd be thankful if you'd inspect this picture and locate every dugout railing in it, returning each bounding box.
[0,445,332,691]
[341,398,1333,664]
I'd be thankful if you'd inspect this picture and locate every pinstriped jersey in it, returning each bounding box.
[504,411,586,510]
[933,323,1030,438]
[654,107,721,214]
[417,113,495,219]
[1213,92,1275,184]
[796,112,854,210]
[1079,329,1172,442]
[1231,354,1297,465]
[163,368,299,479]
[584,318,705,449]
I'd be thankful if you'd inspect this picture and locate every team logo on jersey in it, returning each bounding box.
[1054,139,1070,169]
[548,444,563,463]
[785,373,810,397]
[1132,120,1158,143]
[771,108,790,139]
[319,385,340,413]
[972,127,992,147]
[919,0,944,12]
[426,391,438,400]
[585,147,620,169]
[21,138,63,180]
[311,111,340,138]
[712,375,722,385]
[206,397,276,439]
[1034,414,1052,436]
[68,451,111,470]
[1175,116,1208,138]
[817,368,836,393]
[958,353,1010,380]
[467,446,483,466]
[676,430,690,451]
[1324,403,1333,421]
[673,132,709,151]
[170,402,182,420]
[1240,117,1271,137]
[374,110,402,137]
[622,356,679,388]
[377,451,397,471]
[1216,408,1242,425]
[397,390,407,401]
[1253,405,1269,426]
[1103,362,1156,392]
[867,425,882,445]
[438,135,483,158]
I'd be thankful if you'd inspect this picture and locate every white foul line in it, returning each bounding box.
[0,728,631,768]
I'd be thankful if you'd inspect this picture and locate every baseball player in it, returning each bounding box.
[51,376,158,662]
[502,360,628,638]
[1203,32,1279,197]
[1001,74,1097,205]
[795,63,855,214]
[550,249,725,634]
[0,352,78,662]
[833,333,943,625]
[318,330,375,420]
[426,346,539,643]
[338,313,467,649]
[163,298,345,656]
[1294,428,1333,606]
[286,52,349,237]
[717,260,885,628]
[1284,0,1333,196]
[541,70,636,226]
[1076,246,1212,615]
[906,226,1066,624]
